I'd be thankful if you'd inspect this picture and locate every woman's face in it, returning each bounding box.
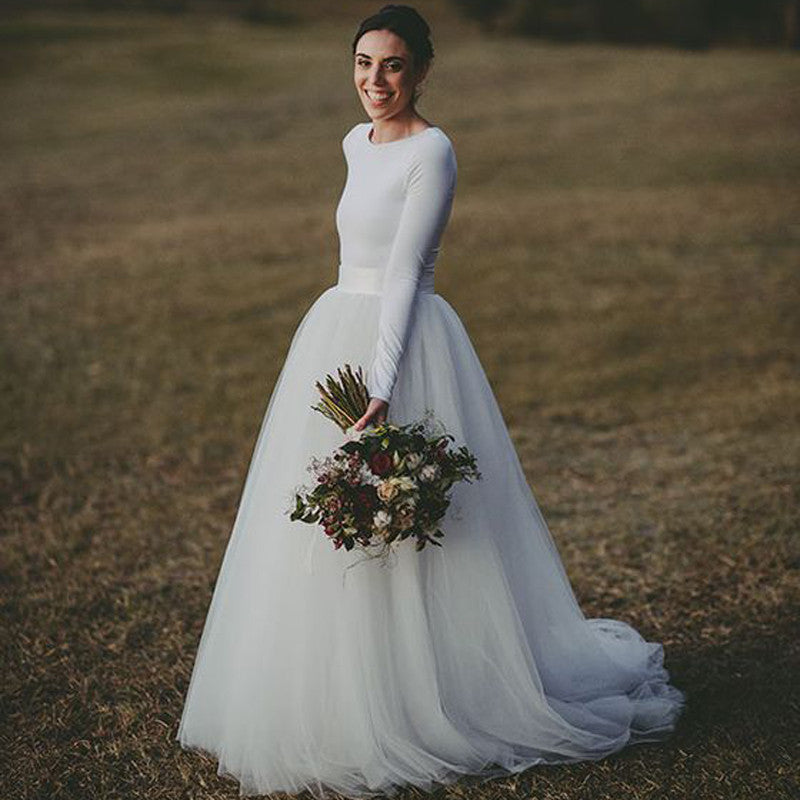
[353,29,425,122]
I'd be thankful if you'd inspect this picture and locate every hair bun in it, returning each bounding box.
[378,4,431,36]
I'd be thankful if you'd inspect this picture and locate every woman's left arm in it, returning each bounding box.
[355,135,457,430]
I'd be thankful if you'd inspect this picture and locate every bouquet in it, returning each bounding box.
[287,365,481,567]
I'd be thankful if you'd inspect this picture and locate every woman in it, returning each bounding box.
[176,5,686,798]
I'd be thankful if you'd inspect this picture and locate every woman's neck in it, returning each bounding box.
[368,113,431,144]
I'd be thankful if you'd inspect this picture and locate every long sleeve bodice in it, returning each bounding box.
[335,122,457,403]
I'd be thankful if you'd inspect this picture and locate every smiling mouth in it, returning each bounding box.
[365,90,393,104]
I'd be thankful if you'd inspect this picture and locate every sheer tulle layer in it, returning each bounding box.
[176,286,685,799]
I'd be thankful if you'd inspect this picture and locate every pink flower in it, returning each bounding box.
[323,495,342,513]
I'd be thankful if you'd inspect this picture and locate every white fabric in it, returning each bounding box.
[176,120,686,799]
[337,123,454,402]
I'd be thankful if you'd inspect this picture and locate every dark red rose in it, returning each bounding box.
[369,451,393,477]
[356,487,376,509]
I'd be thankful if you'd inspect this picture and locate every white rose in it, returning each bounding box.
[390,476,417,492]
[359,463,381,486]
[373,510,392,530]
[419,464,440,482]
[404,453,423,471]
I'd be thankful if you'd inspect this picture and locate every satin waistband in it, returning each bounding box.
[336,263,435,296]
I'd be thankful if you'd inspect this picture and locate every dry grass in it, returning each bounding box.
[2,7,799,800]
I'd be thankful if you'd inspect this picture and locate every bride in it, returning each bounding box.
[176,4,686,797]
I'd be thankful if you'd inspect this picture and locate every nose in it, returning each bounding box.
[369,64,387,85]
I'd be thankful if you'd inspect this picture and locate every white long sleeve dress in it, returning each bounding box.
[175,121,686,798]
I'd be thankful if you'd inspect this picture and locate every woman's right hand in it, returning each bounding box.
[353,398,389,431]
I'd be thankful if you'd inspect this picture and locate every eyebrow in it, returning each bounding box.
[355,53,406,62]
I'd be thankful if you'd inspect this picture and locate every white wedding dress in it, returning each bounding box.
[176,121,686,798]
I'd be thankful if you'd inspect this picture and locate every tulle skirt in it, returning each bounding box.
[175,277,686,799]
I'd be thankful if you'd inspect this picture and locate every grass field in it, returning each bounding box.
[1,7,799,799]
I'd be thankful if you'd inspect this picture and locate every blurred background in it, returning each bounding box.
[2,2,798,799]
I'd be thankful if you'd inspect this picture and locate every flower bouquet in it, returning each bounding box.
[287,365,480,567]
